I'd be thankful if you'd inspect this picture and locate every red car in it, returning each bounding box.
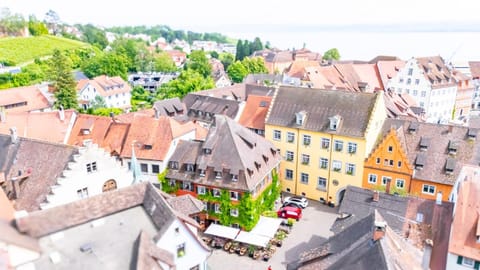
[277,206,302,221]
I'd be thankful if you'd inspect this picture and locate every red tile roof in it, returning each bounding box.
[0,110,76,144]
[67,114,114,147]
[449,165,480,261]
[0,85,51,112]
[238,95,272,131]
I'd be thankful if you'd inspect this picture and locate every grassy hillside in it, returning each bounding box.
[0,35,90,65]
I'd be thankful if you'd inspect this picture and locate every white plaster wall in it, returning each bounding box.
[156,219,209,270]
[105,92,131,108]
[41,143,133,209]
[446,253,477,270]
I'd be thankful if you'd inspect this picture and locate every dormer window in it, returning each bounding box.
[445,158,455,175]
[408,122,419,133]
[295,111,306,126]
[204,148,212,154]
[448,140,458,155]
[468,129,478,140]
[144,144,153,150]
[415,153,426,170]
[419,137,430,151]
[170,161,179,170]
[186,163,195,172]
[215,171,222,179]
[329,115,342,131]
[231,174,238,182]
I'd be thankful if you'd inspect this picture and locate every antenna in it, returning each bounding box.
[446,43,464,66]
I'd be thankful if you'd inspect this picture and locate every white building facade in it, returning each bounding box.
[387,57,457,123]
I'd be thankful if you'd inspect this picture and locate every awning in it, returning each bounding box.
[250,216,282,238]
[235,231,271,247]
[204,224,240,239]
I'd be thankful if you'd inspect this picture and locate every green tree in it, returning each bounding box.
[154,52,177,72]
[219,53,234,71]
[27,15,48,36]
[81,24,108,50]
[110,38,143,72]
[90,95,106,109]
[210,51,219,59]
[185,50,212,78]
[48,49,78,109]
[323,48,341,61]
[242,40,251,59]
[227,61,248,83]
[250,37,263,52]
[159,69,214,99]
[81,52,129,80]
[235,39,244,61]
[0,8,26,36]
[242,57,268,74]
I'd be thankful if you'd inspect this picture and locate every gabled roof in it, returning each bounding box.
[77,75,131,97]
[381,119,480,185]
[0,134,78,212]
[415,56,455,88]
[167,115,281,191]
[286,60,321,78]
[67,114,115,147]
[0,85,51,113]
[238,95,272,131]
[183,93,240,122]
[0,110,76,144]
[153,97,186,117]
[449,166,480,261]
[376,60,406,90]
[289,211,423,270]
[166,194,204,216]
[333,186,453,270]
[266,86,380,138]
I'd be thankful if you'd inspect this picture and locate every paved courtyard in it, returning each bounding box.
[206,199,338,270]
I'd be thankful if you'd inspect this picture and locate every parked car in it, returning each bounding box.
[277,206,302,221]
[283,196,308,208]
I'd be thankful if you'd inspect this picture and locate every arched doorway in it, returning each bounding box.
[102,179,117,192]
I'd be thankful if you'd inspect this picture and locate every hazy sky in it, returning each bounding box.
[3,0,480,31]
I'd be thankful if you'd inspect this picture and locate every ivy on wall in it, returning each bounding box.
[159,169,178,193]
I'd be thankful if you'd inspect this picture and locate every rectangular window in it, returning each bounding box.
[382,176,391,186]
[407,78,412,85]
[346,163,355,175]
[140,163,148,173]
[389,160,394,166]
[388,145,393,152]
[368,174,377,184]
[77,187,89,199]
[408,68,413,76]
[303,135,311,146]
[197,186,206,195]
[230,208,239,217]
[321,138,330,149]
[199,169,205,177]
[86,162,97,173]
[273,130,281,141]
[286,151,294,161]
[347,142,357,154]
[317,177,327,190]
[422,184,435,195]
[398,161,402,168]
[462,257,475,267]
[215,171,222,179]
[186,164,195,172]
[301,154,310,165]
[376,158,380,164]
[320,158,328,169]
[300,173,309,184]
[334,140,343,152]
[416,79,420,85]
[151,164,160,174]
[420,90,426,97]
[182,181,192,191]
[177,243,186,258]
[213,188,221,197]
[214,204,221,213]
[396,179,405,189]
[332,160,342,172]
[413,90,418,96]
[287,132,295,143]
[230,191,239,200]
[285,169,293,180]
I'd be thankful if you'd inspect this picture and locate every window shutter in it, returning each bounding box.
[474,261,480,270]
[457,256,463,265]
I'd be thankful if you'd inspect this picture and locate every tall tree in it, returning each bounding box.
[219,53,234,71]
[81,52,129,80]
[251,37,263,52]
[159,69,214,99]
[227,61,248,83]
[81,24,108,49]
[242,57,268,74]
[44,9,61,34]
[154,52,177,72]
[186,50,212,78]
[323,48,341,61]
[235,40,244,61]
[48,49,77,109]
[242,40,251,59]
[28,15,48,36]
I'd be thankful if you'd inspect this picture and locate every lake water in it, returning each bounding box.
[224,30,480,63]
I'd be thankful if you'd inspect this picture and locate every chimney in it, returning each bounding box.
[385,178,392,194]
[373,220,387,241]
[436,192,442,205]
[421,239,433,270]
[0,107,5,122]
[10,127,17,144]
[58,106,65,121]
[372,190,380,202]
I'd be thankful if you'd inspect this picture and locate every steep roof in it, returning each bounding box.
[153,97,186,117]
[67,114,115,147]
[0,109,76,144]
[333,186,453,270]
[289,211,423,270]
[166,194,205,216]
[376,60,406,90]
[415,56,456,89]
[77,75,131,98]
[286,60,321,78]
[238,95,272,131]
[449,166,480,261]
[183,93,240,123]
[266,86,379,138]
[0,85,51,113]
[382,119,480,186]
[167,115,281,191]
[0,134,78,212]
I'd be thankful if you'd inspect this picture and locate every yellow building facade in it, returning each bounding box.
[265,87,387,205]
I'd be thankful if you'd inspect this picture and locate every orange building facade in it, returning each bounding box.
[363,127,413,194]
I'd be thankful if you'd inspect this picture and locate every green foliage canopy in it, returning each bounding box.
[48,49,78,109]
[323,48,341,61]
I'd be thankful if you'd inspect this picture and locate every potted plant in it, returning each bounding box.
[223,241,232,251]
[248,245,255,257]
[239,245,248,256]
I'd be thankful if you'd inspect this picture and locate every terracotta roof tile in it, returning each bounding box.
[0,110,76,144]
[0,85,51,113]
[67,114,113,147]
[238,95,271,131]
